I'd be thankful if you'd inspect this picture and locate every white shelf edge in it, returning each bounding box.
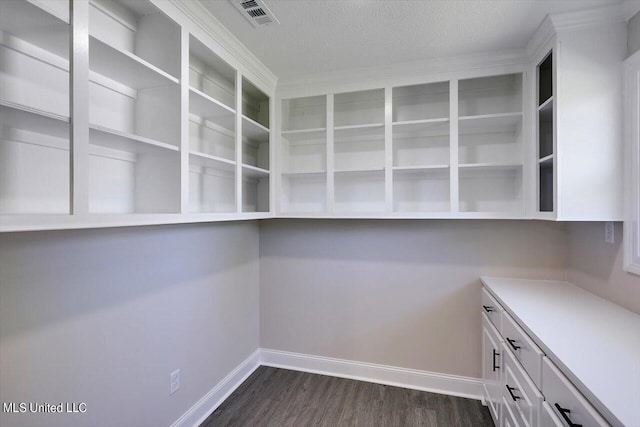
[190,150,236,166]
[281,170,327,176]
[281,127,326,135]
[392,118,449,126]
[335,167,386,175]
[459,162,523,170]
[334,123,385,131]
[189,86,235,115]
[89,124,179,152]
[538,154,554,164]
[392,164,450,171]
[242,163,270,176]
[89,35,180,86]
[242,115,270,133]
[459,111,523,121]
[0,99,69,123]
[538,96,554,111]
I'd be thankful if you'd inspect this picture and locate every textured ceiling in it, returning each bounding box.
[201,0,624,82]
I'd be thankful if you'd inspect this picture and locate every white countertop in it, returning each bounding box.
[481,277,640,427]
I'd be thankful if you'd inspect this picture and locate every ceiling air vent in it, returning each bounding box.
[230,0,279,28]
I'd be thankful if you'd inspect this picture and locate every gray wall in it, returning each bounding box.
[0,222,260,427]
[566,222,640,315]
[629,11,640,57]
[259,220,567,379]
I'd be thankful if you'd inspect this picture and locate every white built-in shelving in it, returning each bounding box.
[188,34,236,213]
[537,52,554,214]
[242,78,270,212]
[0,0,273,231]
[0,0,71,215]
[279,73,525,217]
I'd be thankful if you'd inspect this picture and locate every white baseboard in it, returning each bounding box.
[260,348,484,401]
[171,349,261,427]
[173,348,484,427]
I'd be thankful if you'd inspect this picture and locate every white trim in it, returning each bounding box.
[170,349,261,427]
[166,0,277,95]
[277,50,527,99]
[259,349,484,401]
[624,50,640,275]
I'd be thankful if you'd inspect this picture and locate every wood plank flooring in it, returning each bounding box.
[201,366,494,426]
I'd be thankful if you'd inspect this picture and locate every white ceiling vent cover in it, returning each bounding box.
[230,0,279,28]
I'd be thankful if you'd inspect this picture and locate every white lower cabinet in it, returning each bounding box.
[482,313,502,424]
[482,285,609,427]
[541,357,608,427]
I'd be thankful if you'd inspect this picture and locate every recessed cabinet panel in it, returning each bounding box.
[0,0,70,215]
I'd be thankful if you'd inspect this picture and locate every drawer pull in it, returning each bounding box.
[506,337,521,351]
[492,349,500,371]
[482,305,494,313]
[506,385,520,401]
[554,403,583,427]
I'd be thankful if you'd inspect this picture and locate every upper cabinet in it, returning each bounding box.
[278,73,526,218]
[0,0,275,232]
[531,16,626,221]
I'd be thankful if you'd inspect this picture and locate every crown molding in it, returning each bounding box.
[277,49,527,99]
[166,0,277,94]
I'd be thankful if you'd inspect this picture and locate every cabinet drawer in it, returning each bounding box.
[542,357,608,427]
[502,310,544,389]
[503,346,543,427]
[541,401,564,427]
[482,287,502,332]
[482,313,502,424]
[502,395,523,427]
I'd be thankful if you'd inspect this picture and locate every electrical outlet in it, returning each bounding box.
[170,369,180,395]
[605,222,614,244]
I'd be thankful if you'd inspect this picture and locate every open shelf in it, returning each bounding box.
[189,150,235,214]
[281,173,326,213]
[189,151,235,172]
[538,98,553,159]
[459,73,523,117]
[0,0,69,59]
[538,52,553,107]
[335,124,384,172]
[243,164,269,178]
[89,36,178,89]
[459,165,523,213]
[242,115,269,143]
[89,124,179,154]
[459,162,522,172]
[190,34,235,110]
[89,0,180,80]
[242,77,269,129]
[334,88,384,128]
[281,129,326,174]
[393,120,450,168]
[335,169,385,213]
[282,95,326,132]
[393,167,450,212]
[0,101,70,214]
[393,81,449,122]
[539,160,553,212]
[189,87,235,125]
[459,113,522,165]
[243,175,269,213]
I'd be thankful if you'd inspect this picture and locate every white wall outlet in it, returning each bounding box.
[605,222,615,244]
[170,369,180,395]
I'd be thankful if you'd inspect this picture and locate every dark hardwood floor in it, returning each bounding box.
[201,366,494,426]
